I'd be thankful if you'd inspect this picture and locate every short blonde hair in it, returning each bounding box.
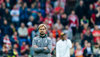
[38,24,47,29]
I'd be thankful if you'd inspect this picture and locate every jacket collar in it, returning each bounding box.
[39,34,47,38]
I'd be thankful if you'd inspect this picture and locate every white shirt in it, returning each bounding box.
[10,9,20,22]
[18,27,28,36]
[56,39,72,57]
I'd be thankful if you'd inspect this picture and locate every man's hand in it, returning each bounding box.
[34,45,38,48]
[44,47,48,50]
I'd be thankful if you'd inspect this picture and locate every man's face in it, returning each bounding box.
[62,35,67,40]
[39,27,46,35]
[21,23,25,28]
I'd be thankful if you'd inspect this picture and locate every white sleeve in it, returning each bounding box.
[63,40,72,57]
[56,42,60,57]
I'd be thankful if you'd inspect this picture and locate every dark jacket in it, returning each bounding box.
[83,47,93,57]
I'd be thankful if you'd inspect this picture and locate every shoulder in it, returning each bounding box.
[33,36,39,40]
[56,40,61,44]
[47,37,52,41]
[67,39,72,42]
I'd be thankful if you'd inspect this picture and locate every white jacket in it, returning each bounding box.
[56,39,72,57]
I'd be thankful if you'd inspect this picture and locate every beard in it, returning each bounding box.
[40,32,45,35]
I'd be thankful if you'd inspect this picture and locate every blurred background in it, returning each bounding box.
[0,0,100,57]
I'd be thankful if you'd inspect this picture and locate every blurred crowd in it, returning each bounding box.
[0,0,100,57]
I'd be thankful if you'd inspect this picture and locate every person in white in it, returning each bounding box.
[56,32,72,57]
[10,5,20,22]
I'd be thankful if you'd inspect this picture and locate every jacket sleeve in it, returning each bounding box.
[43,38,52,54]
[32,38,44,53]
[63,40,72,57]
[56,42,60,57]
[68,40,72,48]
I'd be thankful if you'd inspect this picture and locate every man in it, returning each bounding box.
[32,24,52,57]
[83,42,93,57]
[10,5,20,27]
[18,23,28,46]
[56,32,72,57]
[68,10,79,38]
[92,25,100,43]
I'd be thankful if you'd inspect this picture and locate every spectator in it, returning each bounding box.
[44,15,53,28]
[75,42,80,50]
[90,13,96,28]
[20,42,28,56]
[8,45,14,56]
[13,44,19,56]
[94,0,100,9]
[93,43,100,57]
[92,25,100,43]
[20,2,29,24]
[31,24,39,39]
[27,22,34,38]
[3,9,11,24]
[60,13,68,27]
[3,34,11,50]
[95,7,100,25]
[54,19,63,30]
[70,42,75,57]
[10,24,16,35]
[0,0,4,5]
[75,45,83,57]
[18,23,28,46]
[54,3,64,14]
[82,40,88,51]
[2,44,8,57]
[75,0,86,21]
[11,32,19,45]
[81,24,88,40]
[52,12,58,24]
[0,20,11,36]
[10,5,20,28]
[82,28,93,44]
[88,4,94,19]
[18,23,28,38]
[80,16,89,26]
[83,42,93,57]
[2,2,6,10]
[52,25,62,38]
[68,10,79,38]
[0,5,3,20]
[1,3,6,18]
[16,0,22,9]
[28,15,36,26]
[38,12,44,23]
[24,45,30,57]
[54,0,65,9]
[63,25,73,40]
[30,3,38,20]
[46,1,53,15]
[5,0,11,9]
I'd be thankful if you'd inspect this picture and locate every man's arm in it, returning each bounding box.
[63,39,72,57]
[43,38,52,54]
[68,40,72,48]
[32,38,44,53]
[56,42,60,57]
